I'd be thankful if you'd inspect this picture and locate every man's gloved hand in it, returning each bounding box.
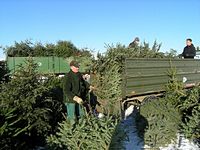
[73,96,83,104]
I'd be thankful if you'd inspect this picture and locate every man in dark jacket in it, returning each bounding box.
[129,37,140,48]
[182,38,196,59]
[63,60,91,122]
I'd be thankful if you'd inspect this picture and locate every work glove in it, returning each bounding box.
[73,96,83,104]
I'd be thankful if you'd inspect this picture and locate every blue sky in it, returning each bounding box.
[0,0,200,59]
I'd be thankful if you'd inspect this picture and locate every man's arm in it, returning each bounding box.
[84,79,90,90]
[63,74,76,101]
[192,46,196,56]
[182,47,186,57]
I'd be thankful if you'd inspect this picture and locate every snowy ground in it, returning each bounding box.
[122,105,200,150]
[160,135,200,150]
[122,105,144,149]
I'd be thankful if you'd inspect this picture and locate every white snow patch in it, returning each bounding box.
[121,105,199,150]
[124,105,134,119]
[58,74,65,78]
[122,105,144,150]
[98,112,104,119]
[160,134,199,150]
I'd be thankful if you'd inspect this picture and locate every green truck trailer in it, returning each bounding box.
[6,56,88,74]
[121,58,200,111]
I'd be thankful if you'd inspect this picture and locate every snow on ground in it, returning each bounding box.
[122,105,144,150]
[122,105,200,150]
[160,134,200,150]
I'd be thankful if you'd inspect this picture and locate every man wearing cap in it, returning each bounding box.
[63,60,92,122]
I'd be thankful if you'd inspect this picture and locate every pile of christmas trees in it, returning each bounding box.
[136,69,200,148]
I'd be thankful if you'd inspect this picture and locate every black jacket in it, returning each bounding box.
[182,44,196,58]
[63,70,90,103]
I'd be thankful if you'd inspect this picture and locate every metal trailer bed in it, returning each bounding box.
[121,58,200,112]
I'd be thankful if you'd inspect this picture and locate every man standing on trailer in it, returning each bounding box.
[182,38,196,59]
[63,60,92,123]
[129,37,140,48]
